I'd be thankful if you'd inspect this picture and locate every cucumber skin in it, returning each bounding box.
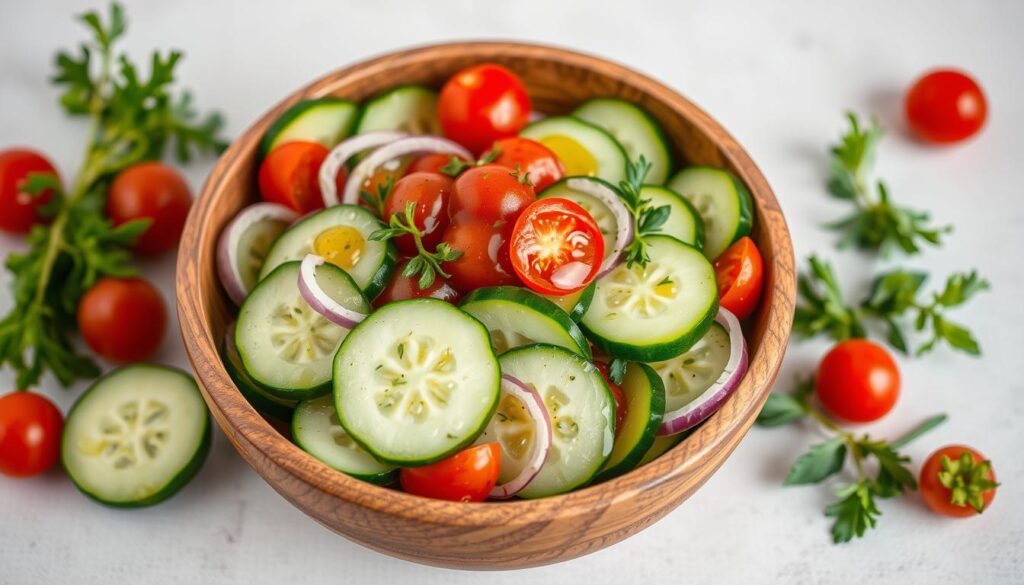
[290,404,398,486]
[61,365,212,508]
[636,430,689,467]
[573,98,673,184]
[353,85,440,135]
[568,281,596,321]
[222,326,296,422]
[259,97,358,156]
[644,185,707,250]
[520,116,629,182]
[593,362,665,482]
[670,166,754,259]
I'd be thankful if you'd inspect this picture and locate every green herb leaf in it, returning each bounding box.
[859,439,917,497]
[825,481,881,544]
[784,436,848,486]
[608,358,628,385]
[370,201,461,290]
[793,255,866,342]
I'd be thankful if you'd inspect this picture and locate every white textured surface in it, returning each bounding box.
[1,0,1022,582]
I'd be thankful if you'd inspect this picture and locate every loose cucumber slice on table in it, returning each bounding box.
[355,85,441,135]
[259,204,396,300]
[223,323,297,421]
[573,98,672,184]
[237,261,368,400]
[292,395,397,485]
[542,280,596,322]
[460,286,591,359]
[260,98,359,155]
[500,344,615,498]
[61,365,211,508]
[581,235,718,362]
[594,362,665,482]
[333,299,500,466]
[640,185,705,249]
[520,116,628,184]
[667,166,753,260]
[539,177,622,262]
[648,321,732,418]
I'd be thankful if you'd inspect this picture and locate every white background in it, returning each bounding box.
[2,0,1022,583]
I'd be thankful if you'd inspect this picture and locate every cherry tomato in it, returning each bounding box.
[106,162,191,255]
[438,64,531,154]
[815,339,900,424]
[383,172,454,256]
[595,363,627,435]
[406,153,467,176]
[0,391,63,477]
[905,69,987,144]
[0,148,60,235]
[714,237,764,320]
[441,219,518,291]
[920,445,997,517]
[490,137,565,192]
[258,141,330,214]
[450,164,536,224]
[509,198,604,295]
[399,443,501,502]
[77,277,167,363]
[373,259,462,307]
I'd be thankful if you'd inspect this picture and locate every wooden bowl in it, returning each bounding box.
[176,41,794,570]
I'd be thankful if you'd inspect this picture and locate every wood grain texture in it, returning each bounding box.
[175,42,795,570]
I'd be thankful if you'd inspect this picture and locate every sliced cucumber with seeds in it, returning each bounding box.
[61,365,210,508]
[667,166,753,260]
[292,395,397,485]
[500,344,615,498]
[355,85,441,135]
[542,280,596,322]
[648,321,731,416]
[581,235,718,362]
[539,177,622,261]
[641,185,704,249]
[594,362,665,482]
[259,204,396,299]
[573,98,672,184]
[520,116,627,184]
[460,286,591,359]
[261,98,359,155]
[238,262,367,400]
[223,323,297,421]
[333,299,500,466]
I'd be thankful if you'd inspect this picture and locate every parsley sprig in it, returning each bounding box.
[620,156,670,267]
[0,3,226,389]
[826,113,950,255]
[439,149,501,177]
[369,201,462,290]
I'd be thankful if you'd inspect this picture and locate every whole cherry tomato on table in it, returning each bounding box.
[383,172,454,256]
[405,152,468,176]
[0,391,63,477]
[919,445,998,517]
[438,64,531,154]
[815,339,900,424]
[714,237,764,321]
[489,137,565,192]
[449,164,536,224]
[905,69,987,144]
[399,443,501,502]
[374,259,462,307]
[509,198,604,295]
[441,219,519,291]
[77,277,167,363]
[0,148,60,235]
[258,141,331,214]
[595,363,627,436]
[107,162,192,255]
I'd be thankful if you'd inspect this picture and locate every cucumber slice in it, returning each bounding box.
[637,432,686,467]
[594,362,665,482]
[459,286,591,359]
[581,235,718,361]
[61,365,210,507]
[573,98,672,184]
[500,344,615,498]
[292,396,397,485]
[237,262,367,400]
[539,177,622,261]
[261,98,359,155]
[333,299,500,466]
[259,204,396,299]
[649,321,731,416]
[355,85,441,135]
[520,116,628,184]
[641,185,705,249]
[542,280,596,322]
[223,324,297,421]
[667,166,753,260]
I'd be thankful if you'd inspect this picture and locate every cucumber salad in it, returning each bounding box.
[217,63,766,502]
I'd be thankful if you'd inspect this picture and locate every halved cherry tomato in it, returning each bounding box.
[713,237,764,320]
[107,162,192,255]
[595,363,627,435]
[77,277,167,363]
[509,198,604,295]
[258,141,330,214]
[0,148,60,235]
[449,164,536,224]
[374,259,462,307]
[406,153,467,176]
[441,219,519,291]
[920,445,998,517]
[383,172,454,256]
[399,443,501,502]
[490,137,565,192]
[0,391,63,477]
[438,64,531,154]
[905,69,987,144]
[815,339,900,424]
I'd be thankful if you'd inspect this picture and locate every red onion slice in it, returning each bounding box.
[217,203,298,305]
[319,131,406,207]
[657,307,749,436]
[563,177,634,277]
[483,375,553,499]
[297,254,367,329]
[342,136,472,206]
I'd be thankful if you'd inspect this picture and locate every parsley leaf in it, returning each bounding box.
[619,156,670,268]
[756,376,813,427]
[369,201,462,289]
[825,480,881,544]
[784,436,848,486]
[793,255,866,342]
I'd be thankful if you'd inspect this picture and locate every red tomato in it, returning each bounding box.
[77,277,167,363]
[714,237,764,320]
[920,445,997,517]
[0,148,60,234]
[258,141,329,214]
[595,363,627,435]
[406,153,467,176]
[0,392,63,477]
[815,340,900,424]
[399,443,501,502]
[441,219,519,291]
[383,172,454,256]
[106,162,192,255]
[509,198,604,295]
[438,64,531,154]
[905,69,987,144]
[373,259,462,307]
[490,137,565,192]
[450,164,536,224]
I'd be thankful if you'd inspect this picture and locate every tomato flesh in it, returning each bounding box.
[399,443,501,502]
[0,148,60,235]
[490,137,565,192]
[77,277,167,363]
[509,198,604,295]
[815,339,900,424]
[107,162,192,255]
[920,445,997,517]
[384,172,453,256]
[374,259,462,307]
[595,363,627,435]
[905,69,987,144]
[0,391,63,477]
[258,141,330,214]
[714,237,764,320]
[441,219,519,291]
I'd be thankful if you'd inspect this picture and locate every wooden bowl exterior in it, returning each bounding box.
[176,42,794,570]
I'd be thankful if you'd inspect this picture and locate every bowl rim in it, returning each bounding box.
[177,40,794,528]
